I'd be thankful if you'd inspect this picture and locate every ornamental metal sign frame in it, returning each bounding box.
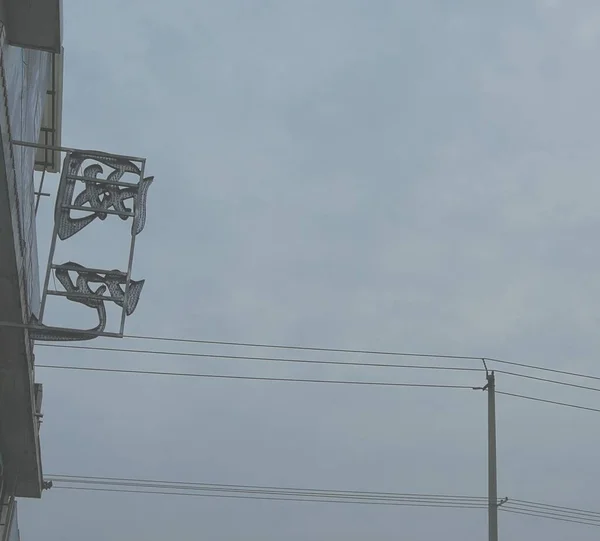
[15,142,154,341]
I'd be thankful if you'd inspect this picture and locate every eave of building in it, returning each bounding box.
[0,0,62,54]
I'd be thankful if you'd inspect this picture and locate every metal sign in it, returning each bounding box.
[30,149,153,341]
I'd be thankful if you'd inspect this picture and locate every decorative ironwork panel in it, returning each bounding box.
[55,152,153,240]
[53,262,144,315]
[33,149,153,341]
[29,303,106,341]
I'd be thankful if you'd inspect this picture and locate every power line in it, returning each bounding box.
[508,498,600,519]
[500,506,600,528]
[46,475,600,527]
[35,344,482,372]
[35,340,485,364]
[118,335,600,384]
[36,363,600,413]
[48,475,600,516]
[47,474,486,501]
[50,486,600,527]
[122,334,485,360]
[2,318,593,384]
[48,474,488,508]
[497,391,600,413]
[502,502,600,524]
[51,486,488,509]
[54,486,485,505]
[487,358,600,383]
[37,340,600,384]
[496,370,600,393]
[35,364,475,389]
[36,343,600,394]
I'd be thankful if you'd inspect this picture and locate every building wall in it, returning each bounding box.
[0,0,60,506]
[0,22,48,499]
[2,42,50,317]
[5,501,19,541]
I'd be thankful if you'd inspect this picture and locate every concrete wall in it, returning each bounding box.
[5,501,19,541]
[0,23,48,498]
[3,43,50,317]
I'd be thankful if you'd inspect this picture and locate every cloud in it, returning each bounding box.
[20,2,600,540]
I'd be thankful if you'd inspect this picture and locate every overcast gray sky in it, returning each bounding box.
[18,0,600,539]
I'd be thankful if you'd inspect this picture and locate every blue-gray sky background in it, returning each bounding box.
[20,1,600,539]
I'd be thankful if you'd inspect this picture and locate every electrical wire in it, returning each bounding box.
[508,498,600,518]
[496,391,600,413]
[36,362,600,413]
[496,370,600,393]
[36,343,600,395]
[47,475,600,514]
[501,502,600,523]
[51,486,488,509]
[119,335,600,384]
[500,506,600,527]
[47,475,488,508]
[46,475,600,526]
[49,486,600,527]
[36,340,600,384]
[35,364,475,389]
[35,344,482,372]
[53,485,600,527]
[53,486,485,505]
[122,334,485,359]
[28,336,600,529]
[47,474,486,501]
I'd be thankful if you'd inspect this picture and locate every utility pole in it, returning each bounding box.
[475,362,500,541]
[486,370,498,541]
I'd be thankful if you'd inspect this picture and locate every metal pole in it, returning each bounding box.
[487,371,498,541]
[10,140,147,162]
